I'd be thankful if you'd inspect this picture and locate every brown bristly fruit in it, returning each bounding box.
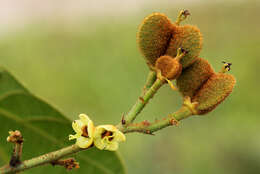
[166,25,203,68]
[192,73,236,115]
[176,57,214,98]
[155,55,182,80]
[137,13,173,67]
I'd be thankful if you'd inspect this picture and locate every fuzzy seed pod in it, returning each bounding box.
[166,25,203,68]
[137,13,173,67]
[176,58,214,98]
[155,55,182,80]
[192,73,236,115]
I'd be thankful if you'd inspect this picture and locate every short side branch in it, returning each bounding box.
[121,106,192,134]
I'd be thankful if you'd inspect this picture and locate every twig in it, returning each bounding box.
[6,131,24,167]
[120,78,164,127]
[121,106,192,134]
[142,70,157,95]
[0,145,84,174]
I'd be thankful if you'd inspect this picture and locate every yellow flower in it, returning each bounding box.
[94,125,126,151]
[69,114,95,148]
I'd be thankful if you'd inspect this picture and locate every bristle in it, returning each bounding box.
[176,58,214,97]
[192,73,236,115]
[137,13,173,67]
[155,55,182,80]
[166,25,203,68]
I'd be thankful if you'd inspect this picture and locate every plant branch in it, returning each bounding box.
[119,77,164,127]
[121,106,192,134]
[6,131,24,167]
[142,70,157,95]
[0,144,84,174]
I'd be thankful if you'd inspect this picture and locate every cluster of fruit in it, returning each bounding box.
[137,10,236,115]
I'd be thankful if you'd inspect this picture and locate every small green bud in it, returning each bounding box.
[137,13,173,67]
[192,73,236,115]
[176,58,214,98]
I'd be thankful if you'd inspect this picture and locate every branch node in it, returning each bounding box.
[169,118,179,126]
[51,158,80,171]
[145,130,155,135]
[139,96,145,104]
[142,120,150,126]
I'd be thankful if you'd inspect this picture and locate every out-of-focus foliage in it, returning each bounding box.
[0,1,259,174]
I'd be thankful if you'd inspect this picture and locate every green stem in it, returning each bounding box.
[120,78,164,127]
[0,145,83,174]
[121,106,192,134]
[142,70,157,95]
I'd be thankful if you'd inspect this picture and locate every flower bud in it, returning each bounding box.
[166,25,203,68]
[191,73,236,115]
[176,58,214,97]
[137,13,173,67]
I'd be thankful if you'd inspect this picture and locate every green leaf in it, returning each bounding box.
[0,67,126,174]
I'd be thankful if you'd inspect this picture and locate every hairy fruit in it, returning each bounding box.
[166,25,203,68]
[137,13,173,67]
[155,55,182,80]
[176,58,214,97]
[192,73,236,115]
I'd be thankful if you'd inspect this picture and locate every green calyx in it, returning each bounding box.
[137,13,173,67]
[176,57,214,98]
[192,73,236,115]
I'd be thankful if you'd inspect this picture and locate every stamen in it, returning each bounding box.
[101,131,113,139]
[81,126,89,138]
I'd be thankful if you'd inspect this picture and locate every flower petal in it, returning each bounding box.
[79,114,91,125]
[114,131,126,142]
[72,120,84,134]
[96,125,117,132]
[105,142,119,151]
[76,136,93,148]
[87,121,95,137]
[69,133,81,140]
[94,138,106,150]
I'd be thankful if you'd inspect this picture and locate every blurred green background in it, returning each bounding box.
[0,0,259,173]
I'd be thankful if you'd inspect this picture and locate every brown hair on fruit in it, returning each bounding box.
[155,48,186,80]
[155,55,182,80]
[191,73,236,115]
[137,13,173,67]
[176,57,214,98]
[166,25,203,68]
